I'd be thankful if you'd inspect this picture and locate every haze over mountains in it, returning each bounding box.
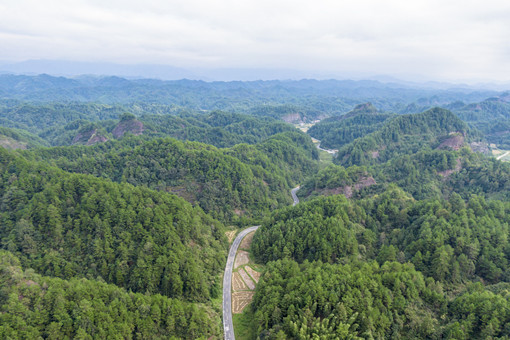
[2,60,510,91]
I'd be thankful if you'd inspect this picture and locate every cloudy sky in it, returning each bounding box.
[1,0,509,82]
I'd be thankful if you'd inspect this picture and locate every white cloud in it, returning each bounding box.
[1,0,509,81]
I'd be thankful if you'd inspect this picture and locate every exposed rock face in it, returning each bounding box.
[0,136,27,150]
[437,133,465,151]
[72,128,109,146]
[470,141,490,155]
[318,176,377,199]
[86,133,109,146]
[282,113,302,124]
[352,102,377,114]
[112,119,144,139]
[438,158,462,178]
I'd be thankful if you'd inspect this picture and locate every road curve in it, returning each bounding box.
[223,188,300,338]
[223,225,259,340]
[315,139,338,154]
[291,186,300,206]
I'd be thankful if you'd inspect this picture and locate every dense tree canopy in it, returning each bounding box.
[251,188,510,338]
[0,148,227,302]
[21,131,318,223]
[0,251,221,339]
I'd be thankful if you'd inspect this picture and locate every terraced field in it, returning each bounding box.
[232,231,262,314]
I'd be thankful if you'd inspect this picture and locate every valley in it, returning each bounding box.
[1,75,510,339]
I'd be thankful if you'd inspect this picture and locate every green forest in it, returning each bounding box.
[251,189,510,338]
[1,75,510,339]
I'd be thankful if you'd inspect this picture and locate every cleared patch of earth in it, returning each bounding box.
[0,136,27,150]
[238,268,255,290]
[232,291,255,314]
[232,231,262,314]
[240,231,255,250]
[233,272,248,290]
[244,266,261,283]
[234,250,250,269]
[225,230,237,243]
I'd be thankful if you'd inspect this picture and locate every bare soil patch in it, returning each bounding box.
[239,268,255,290]
[0,137,27,150]
[316,176,377,199]
[234,250,250,269]
[240,231,255,250]
[244,266,261,283]
[225,230,237,243]
[233,272,248,291]
[438,134,464,151]
[438,158,462,178]
[232,291,255,314]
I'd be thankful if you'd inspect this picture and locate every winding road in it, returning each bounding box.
[291,186,300,206]
[313,138,338,155]
[223,187,300,339]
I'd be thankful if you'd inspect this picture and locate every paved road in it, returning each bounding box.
[315,139,338,154]
[291,186,300,206]
[223,188,301,338]
[223,225,259,340]
[497,151,510,160]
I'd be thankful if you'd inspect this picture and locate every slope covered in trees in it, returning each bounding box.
[1,75,496,112]
[452,95,510,148]
[335,108,474,167]
[0,101,125,133]
[250,188,510,338]
[307,103,394,150]
[0,147,227,302]
[39,111,299,147]
[0,251,221,339]
[139,111,296,148]
[21,131,319,223]
[300,147,510,202]
[0,126,48,149]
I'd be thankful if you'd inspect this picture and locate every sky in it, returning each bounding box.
[1,0,509,82]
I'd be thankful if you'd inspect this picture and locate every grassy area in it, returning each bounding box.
[492,147,510,161]
[319,149,334,166]
[233,307,257,340]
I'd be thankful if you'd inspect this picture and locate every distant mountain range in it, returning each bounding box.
[1,60,510,90]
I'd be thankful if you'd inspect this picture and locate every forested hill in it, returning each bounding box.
[307,102,394,149]
[0,74,498,112]
[452,94,510,148]
[335,107,476,167]
[0,146,229,337]
[21,131,319,223]
[0,101,126,132]
[0,251,221,339]
[40,111,297,147]
[250,189,510,338]
[0,126,48,149]
[299,147,510,202]
[0,147,227,301]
